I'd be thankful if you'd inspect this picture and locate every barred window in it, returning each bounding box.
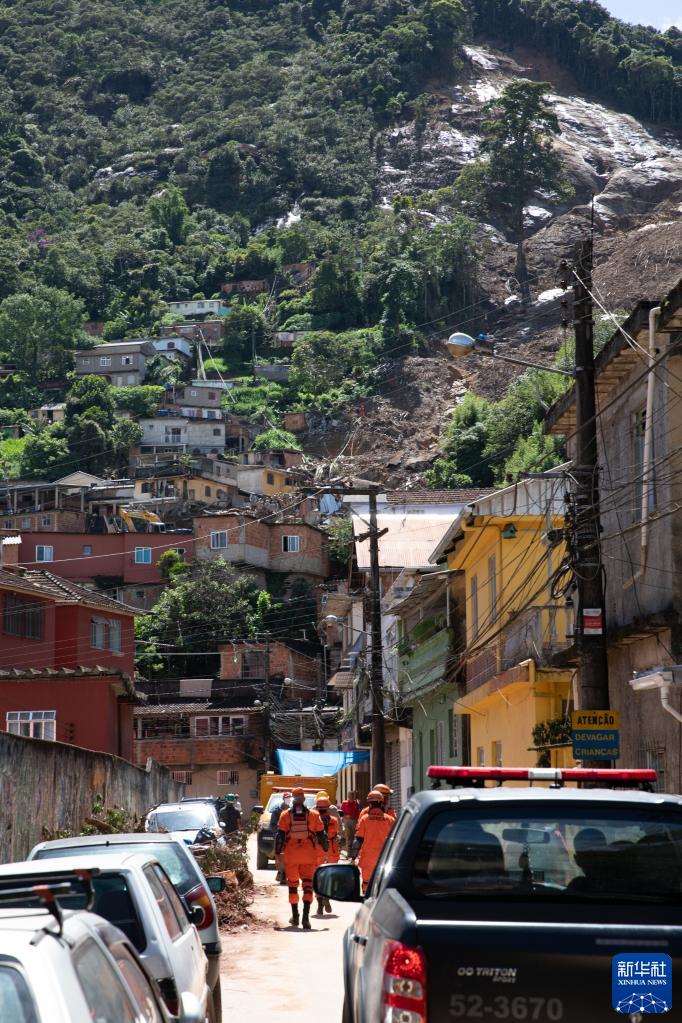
[3,593,44,640]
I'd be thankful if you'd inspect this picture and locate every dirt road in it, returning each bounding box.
[220,838,358,1018]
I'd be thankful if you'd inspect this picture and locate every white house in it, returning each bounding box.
[138,416,226,456]
[167,299,230,318]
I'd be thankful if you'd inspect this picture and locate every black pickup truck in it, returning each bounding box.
[314,767,682,1022]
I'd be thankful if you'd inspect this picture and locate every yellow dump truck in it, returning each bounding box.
[255,772,337,869]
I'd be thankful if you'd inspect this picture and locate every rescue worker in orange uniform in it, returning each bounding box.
[275,786,327,929]
[358,783,397,822]
[352,789,395,893]
[314,792,340,916]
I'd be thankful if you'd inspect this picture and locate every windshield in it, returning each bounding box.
[413,805,682,903]
[147,807,218,832]
[266,794,315,812]
[32,843,197,893]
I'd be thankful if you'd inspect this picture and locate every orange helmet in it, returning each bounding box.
[367,789,384,804]
[374,783,393,795]
[291,786,305,797]
[316,795,330,809]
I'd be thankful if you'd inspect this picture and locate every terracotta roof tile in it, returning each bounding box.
[384,490,493,504]
[0,569,139,615]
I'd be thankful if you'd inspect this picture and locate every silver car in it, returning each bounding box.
[28,832,224,1022]
[0,853,211,1020]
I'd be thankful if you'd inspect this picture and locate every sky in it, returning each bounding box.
[600,0,681,31]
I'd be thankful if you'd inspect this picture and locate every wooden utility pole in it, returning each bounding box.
[368,489,386,783]
[571,237,610,718]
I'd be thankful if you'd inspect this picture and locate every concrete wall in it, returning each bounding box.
[0,731,181,862]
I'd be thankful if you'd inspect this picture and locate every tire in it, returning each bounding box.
[256,847,269,870]
[211,979,222,1023]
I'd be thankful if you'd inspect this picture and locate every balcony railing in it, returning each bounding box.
[465,604,572,693]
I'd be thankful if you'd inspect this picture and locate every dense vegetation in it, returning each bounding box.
[0,1,675,481]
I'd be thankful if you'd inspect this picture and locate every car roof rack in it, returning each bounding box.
[427,766,658,791]
[0,868,100,939]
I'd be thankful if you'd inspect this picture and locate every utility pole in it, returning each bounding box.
[567,237,610,721]
[368,489,386,783]
[251,321,257,381]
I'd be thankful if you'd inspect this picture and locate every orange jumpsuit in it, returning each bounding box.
[278,805,325,906]
[316,809,340,865]
[355,807,395,892]
[358,805,396,821]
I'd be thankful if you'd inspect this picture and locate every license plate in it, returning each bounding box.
[449,994,564,1020]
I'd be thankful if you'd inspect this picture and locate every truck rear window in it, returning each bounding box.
[413,805,682,902]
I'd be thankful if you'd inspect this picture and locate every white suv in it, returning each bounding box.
[0,854,210,1020]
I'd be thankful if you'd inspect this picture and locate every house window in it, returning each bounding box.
[205,486,211,497]
[448,708,458,759]
[81,357,91,366]
[195,715,244,737]
[208,391,217,400]
[212,428,221,436]
[190,390,198,397]
[282,535,300,553]
[83,545,93,556]
[266,473,275,485]
[6,710,56,741]
[476,745,485,767]
[122,355,133,366]
[134,547,152,564]
[3,520,11,529]
[210,531,228,549]
[488,554,497,625]
[167,341,175,350]
[633,407,656,522]
[91,618,107,649]
[492,740,503,767]
[21,517,31,529]
[3,593,44,639]
[35,545,53,563]
[641,745,665,792]
[217,769,240,786]
[100,356,112,367]
[231,716,245,736]
[171,770,192,785]
[127,374,135,385]
[109,619,122,653]
[41,516,51,527]
[470,575,479,641]
[141,482,151,493]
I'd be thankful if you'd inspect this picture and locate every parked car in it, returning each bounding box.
[146,801,225,846]
[0,853,211,1020]
[0,877,202,1023]
[28,832,225,1022]
[314,766,682,1023]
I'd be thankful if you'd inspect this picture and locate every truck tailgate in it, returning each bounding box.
[417,919,681,1021]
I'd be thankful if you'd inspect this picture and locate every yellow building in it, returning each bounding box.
[442,475,577,768]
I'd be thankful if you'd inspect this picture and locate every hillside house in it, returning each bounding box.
[30,403,66,425]
[134,701,265,805]
[167,299,230,318]
[151,336,194,363]
[174,381,232,411]
[161,321,224,347]
[75,340,156,386]
[194,510,328,588]
[234,465,296,497]
[138,416,226,457]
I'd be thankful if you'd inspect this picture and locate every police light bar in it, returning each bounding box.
[427,766,657,787]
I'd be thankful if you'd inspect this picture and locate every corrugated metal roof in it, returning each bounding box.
[354,513,458,570]
[135,703,262,716]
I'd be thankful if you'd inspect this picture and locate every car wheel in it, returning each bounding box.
[256,848,269,869]
[211,979,222,1023]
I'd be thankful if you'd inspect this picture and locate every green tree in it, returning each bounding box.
[426,392,493,488]
[111,385,165,417]
[111,419,143,471]
[457,80,570,300]
[136,558,271,675]
[148,185,191,247]
[252,428,301,451]
[65,375,115,428]
[0,286,87,381]
[19,428,70,480]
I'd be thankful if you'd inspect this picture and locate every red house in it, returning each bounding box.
[0,566,140,760]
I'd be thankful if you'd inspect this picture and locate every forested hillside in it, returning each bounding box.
[0,0,681,484]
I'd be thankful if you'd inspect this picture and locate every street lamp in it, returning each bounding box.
[446,332,574,378]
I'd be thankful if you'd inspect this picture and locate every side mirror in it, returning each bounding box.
[252,805,264,815]
[206,875,226,894]
[178,991,203,1023]
[313,863,362,902]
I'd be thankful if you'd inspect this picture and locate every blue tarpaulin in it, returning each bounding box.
[275,749,370,776]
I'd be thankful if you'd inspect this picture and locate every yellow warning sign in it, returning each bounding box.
[571,710,620,730]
